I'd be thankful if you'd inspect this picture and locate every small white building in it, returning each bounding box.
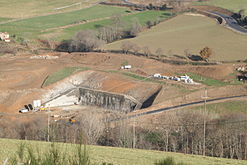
[0,32,10,42]
[153,73,162,78]
[121,65,132,69]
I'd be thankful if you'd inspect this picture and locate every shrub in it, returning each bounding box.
[155,157,187,165]
[199,47,213,61]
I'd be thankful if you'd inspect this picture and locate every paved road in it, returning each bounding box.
[112,94,247,121]
[212,12,247,34]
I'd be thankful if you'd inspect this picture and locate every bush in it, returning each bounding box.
[0,42,17,55]
[7,142,91,165]
[199,47,213,61]
[155,157,187,165]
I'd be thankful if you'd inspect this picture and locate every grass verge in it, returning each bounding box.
[187,100,247,115]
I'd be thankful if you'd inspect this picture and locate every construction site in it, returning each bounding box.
[0,51,246,125]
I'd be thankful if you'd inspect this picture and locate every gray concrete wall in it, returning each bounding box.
[79,88,138,112]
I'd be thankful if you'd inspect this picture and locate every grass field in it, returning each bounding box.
[106,14,247,61]
[0,0,100,18]
[0,5,171,42]
[0,138,246,165]
[186,100,247,115]
[194,0,247,12]
[0,17,11,22]
[0,5,129,39]
[57,10,172,41]
[43,67,90,87]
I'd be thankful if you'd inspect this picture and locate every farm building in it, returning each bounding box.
[0,32,10,42]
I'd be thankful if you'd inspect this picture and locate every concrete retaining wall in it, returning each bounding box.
[79,88,138,112]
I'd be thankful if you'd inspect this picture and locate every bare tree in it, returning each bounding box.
[78,112,105,145]
[69,30,105,52]
[121,41,134,54]
[155,48,164,58]
[130,18,142,37]
[143,46,151,57]
[131,43,141,54]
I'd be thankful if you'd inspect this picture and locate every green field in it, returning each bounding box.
[0,5,129,39]
[43,67,90,87]
[106,14,247,61]
[0,17,11,22]
[0,0,100,18]
[0,138,246,165]
[0,4,171,42]
[194,0,247,12]
[57,10,172,41]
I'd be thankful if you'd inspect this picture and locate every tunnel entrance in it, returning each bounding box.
[141,87,162,109]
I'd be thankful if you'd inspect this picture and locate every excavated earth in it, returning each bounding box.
[0,52,246,116]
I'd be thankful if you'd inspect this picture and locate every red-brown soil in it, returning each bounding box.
[0,52,245,115]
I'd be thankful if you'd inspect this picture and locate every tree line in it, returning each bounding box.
[55,14,164,53]
[1,108,246,160]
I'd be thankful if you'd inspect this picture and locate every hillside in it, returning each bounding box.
[106,14,247,61]
[0,138,246,165]
[194,0,247,12]
[0,0,100,19]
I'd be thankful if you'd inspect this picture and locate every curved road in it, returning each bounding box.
[112,94,247,121]
[210,12,247,35]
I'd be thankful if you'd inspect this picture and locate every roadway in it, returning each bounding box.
[211,12,247,35]
[116,94,247,121]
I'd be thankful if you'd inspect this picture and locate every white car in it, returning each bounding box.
[19,108,29,113]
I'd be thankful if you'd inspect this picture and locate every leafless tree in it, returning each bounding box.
[143,46,151,57]
[131,43,141,54]
[69,30,105,52]
[155,48,164,58]
[121,41,134,54]
[130,18,142,37]
[78,111,105,145]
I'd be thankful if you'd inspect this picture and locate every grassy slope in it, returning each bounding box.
[106,14,247,61]
[43,67,90,87]
[0,5,129,39]
[0,0,99,18]
[0,139,246,165]
[194,0,247,12]
[185,100,247,115]
[58,11,171,41]
[0,17,11,22]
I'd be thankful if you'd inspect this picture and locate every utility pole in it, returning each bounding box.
[133,116,136,149]
[202,89,208,156]
[47,112,50,142]
[47,106,51,142]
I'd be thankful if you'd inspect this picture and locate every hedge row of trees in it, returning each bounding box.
[56,15,163,52]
